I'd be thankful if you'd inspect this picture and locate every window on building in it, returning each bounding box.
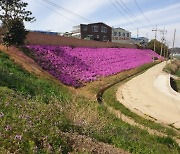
[114,32,117,36]
[103,36,107,41]
[83,26,87,31]
[123,33,125,37]
[92,26,99,32]
[127,33,129,37]
[97,35,99,38]
[118,32,121,36]
[101,26,107,33]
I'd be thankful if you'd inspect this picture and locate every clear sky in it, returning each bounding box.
[24,0,180,47]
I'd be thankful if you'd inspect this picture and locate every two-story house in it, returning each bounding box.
[72,22,112,42]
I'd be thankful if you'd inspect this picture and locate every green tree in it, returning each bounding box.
[2,19,28,47]
[147,39,168,56]
[0,0,35,47]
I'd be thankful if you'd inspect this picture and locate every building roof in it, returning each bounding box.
[113,27,125,30]
[81,22,112,28]
[112,27,131,33]
[131,37,148,40]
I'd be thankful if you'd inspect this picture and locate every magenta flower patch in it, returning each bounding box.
[26,45,160,87]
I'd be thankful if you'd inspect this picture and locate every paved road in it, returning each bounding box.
[116,62,180,129]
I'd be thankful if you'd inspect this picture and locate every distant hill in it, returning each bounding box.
[169,47,180,54]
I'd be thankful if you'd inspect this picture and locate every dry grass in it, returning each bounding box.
[164,60,180,74]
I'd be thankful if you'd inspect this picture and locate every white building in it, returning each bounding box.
[131,37,149,46]
[112,28,131,44]
[71,25,81,39]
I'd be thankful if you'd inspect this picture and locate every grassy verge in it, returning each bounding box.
[92,105,180,153]
[163,60,180,75]
[163,60,180,92]
[0,49,180,153]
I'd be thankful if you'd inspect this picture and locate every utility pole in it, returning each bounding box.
[152,25,157,62]
[171,29,176,61]
[163,39,167,58]
[159,27,167,60]
[165,40,170,61]
[166,42,169,59]
[137,28,139,38]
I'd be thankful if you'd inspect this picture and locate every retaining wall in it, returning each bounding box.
[26,32,137,48]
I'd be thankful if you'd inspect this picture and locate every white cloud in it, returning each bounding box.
[25,0,110,32]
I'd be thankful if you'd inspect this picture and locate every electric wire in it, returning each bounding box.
[35,0,151,38]
[108,0,138,29]
[133,0,153,26]
[110,0,153,37]
[115,0,153,31]
[43,0,92,23]
[35,0,79,24]
[117,0,150,28]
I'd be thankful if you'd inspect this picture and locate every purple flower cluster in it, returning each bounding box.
[26,45,160,87]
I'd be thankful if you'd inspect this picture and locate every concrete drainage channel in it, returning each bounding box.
[96,70,145,104]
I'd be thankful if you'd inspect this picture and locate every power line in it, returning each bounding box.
[114,0,144,28]
[108,0,138,29]
[35,0,79,24]
[133,0,153,26]
[109,0,151,37]
[117,0,151,29]
[43,0,92,23]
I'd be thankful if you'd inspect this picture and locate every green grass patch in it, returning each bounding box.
[0,87,74,153]
[175,70,180,77]
[0,50,70,104]
[175,80,180,92]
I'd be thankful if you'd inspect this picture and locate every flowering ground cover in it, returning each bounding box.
[26,45,160,87]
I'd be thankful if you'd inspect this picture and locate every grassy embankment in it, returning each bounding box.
[164,60,180,92]
[0,48,179,153]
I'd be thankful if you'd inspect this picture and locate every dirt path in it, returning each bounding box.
[117,62,180,129]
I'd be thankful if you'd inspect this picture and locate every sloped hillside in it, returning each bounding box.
[0,48,128,153]
[0,46,179,153]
